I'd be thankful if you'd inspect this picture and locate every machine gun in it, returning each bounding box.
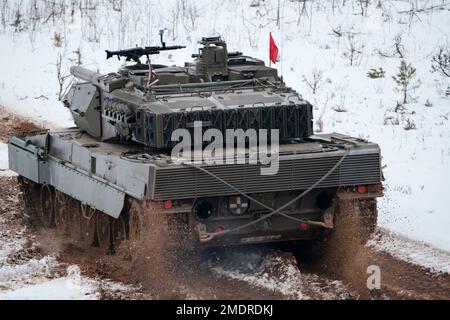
[106,45,185,63]
[105,30,185,63]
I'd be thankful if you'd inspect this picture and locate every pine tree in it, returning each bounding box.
[431,47,450,78]
[392,61,421,104]
[367,67,385,79]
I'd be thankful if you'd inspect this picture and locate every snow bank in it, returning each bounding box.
[0,266,100,300]
[209,249,350,299]
[0,276,98,300]
[0,262,137,300]
[0,254,59,286]
[368,229,450,274]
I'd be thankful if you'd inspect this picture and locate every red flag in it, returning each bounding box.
[269,32,278,64]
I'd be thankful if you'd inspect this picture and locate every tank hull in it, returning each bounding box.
[8,130,382,247]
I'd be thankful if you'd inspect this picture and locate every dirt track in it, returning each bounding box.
[1,172,450,300]
[0,107,43,143]
[0,111,449,300]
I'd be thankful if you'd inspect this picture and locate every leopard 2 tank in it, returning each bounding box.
[8,35,383,254]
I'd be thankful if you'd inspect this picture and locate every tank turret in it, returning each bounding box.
[64,36,313,148]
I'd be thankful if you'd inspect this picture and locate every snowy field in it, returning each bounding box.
[0,0,449,295]
[0,143,15,177]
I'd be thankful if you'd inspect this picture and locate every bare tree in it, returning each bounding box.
[187,3,198,30]
[342,35,363,66]
[315,95,330,132]
[170,4,180,40]
[12,4,24,32]
[302,69,324,95]
[1,0,9,30]
[332,95,347,112]
[177,0,199,33]
[296,0,308,26]
[276,0,280,28]
[56,54,71,101]
[393,35,405,58]
[108,0,123,12]
[376,34,406,58]
[28,0,42,37]
[358,0,369,16]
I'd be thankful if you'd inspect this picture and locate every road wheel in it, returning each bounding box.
[17,177,40,225]
[39,184,55,228]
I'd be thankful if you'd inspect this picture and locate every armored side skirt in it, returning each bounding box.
[8,138,125,218]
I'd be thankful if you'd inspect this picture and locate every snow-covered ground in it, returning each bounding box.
[0,220,91,300]
[368,229,450,274]
[0,143,15,176]
[0,258,137,300]
[0,0,449,286]
[0,259,100,300]
[209,249,351,299]
[0,276,98,300]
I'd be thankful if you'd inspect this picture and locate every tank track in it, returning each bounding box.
[17,176,193,260]
[17,176,378,261]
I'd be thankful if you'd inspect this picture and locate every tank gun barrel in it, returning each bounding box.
[70,66,127,93]
[70,66,102,83]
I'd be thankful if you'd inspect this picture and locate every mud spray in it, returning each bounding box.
[114,199,199,298]
[294,198,378,299]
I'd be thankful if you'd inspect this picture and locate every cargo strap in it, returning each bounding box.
[184,147,350,241]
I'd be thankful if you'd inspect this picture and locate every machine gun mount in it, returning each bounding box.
[105,30,186,63]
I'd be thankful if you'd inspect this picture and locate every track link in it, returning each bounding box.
[18,177,192,264]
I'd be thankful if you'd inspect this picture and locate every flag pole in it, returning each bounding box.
[280,2,284,79]
[269,32,271,68]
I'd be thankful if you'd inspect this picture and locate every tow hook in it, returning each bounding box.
[196,224,214,242]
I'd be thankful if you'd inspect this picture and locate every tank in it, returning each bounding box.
[8,35,383,254]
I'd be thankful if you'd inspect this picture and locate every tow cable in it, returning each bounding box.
[183,146,350,242]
